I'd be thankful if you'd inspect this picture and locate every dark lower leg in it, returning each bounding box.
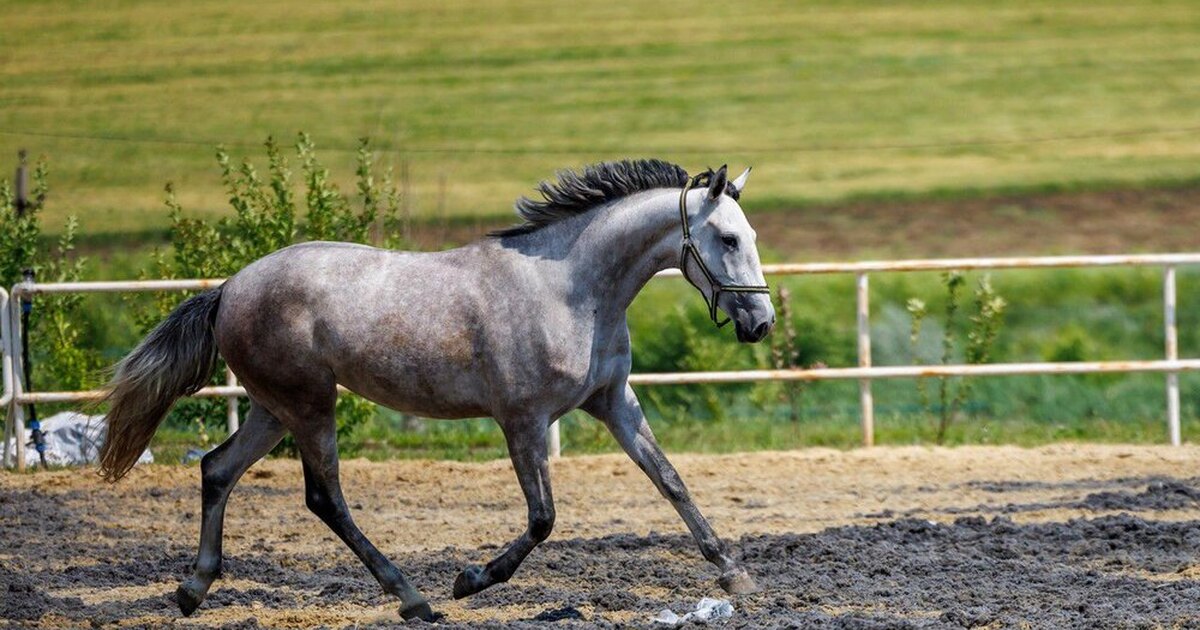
[298,432,433,620]
[453,424,553,599]
[612,417,756,593]
[178,405,286,616]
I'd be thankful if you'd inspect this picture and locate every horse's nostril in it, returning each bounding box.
[753,321,771,340]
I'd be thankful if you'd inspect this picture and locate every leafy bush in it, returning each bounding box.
[768,287,806,421]
[0,157,96,394]
[141,133,405,446]
[907,272,1007,443]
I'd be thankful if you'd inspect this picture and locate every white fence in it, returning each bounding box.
[4,253,1199,471]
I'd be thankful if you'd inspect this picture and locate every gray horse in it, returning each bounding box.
[99,160,775,622]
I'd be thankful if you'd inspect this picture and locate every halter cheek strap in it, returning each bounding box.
[678,174,771,328]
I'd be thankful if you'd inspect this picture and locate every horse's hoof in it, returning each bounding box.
[399,600,440,622]
[176,581,206,616]
[718,568,759,595]
[452,565,488,599]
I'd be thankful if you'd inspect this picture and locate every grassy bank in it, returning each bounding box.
[152,409,1175,464]
[2,0,1198,232]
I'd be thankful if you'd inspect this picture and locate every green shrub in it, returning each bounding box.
[908,272,1007,443]
[1042,323,1095,363]
[0,157,97,395]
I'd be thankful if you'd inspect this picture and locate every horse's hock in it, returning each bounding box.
[5,445,1200,627]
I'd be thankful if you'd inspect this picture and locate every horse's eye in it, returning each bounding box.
[721,234,739,249]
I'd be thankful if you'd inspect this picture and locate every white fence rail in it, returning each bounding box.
[4,253,1198,471]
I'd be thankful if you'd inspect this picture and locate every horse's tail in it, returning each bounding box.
[99,288,224,481]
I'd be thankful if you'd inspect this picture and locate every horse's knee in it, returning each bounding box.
[529,506,555,542]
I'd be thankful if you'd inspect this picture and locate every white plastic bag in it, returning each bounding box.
[652,597,734,626]
[6,411,153,467]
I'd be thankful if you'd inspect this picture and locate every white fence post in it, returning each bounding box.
[1,288,13,469]
[7,291,26,471]
[547,421,561,458]
[856,272,874,447]
[225,366,240,435]
[1164,266,1181,446]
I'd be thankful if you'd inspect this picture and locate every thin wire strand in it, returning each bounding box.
[1,125,1198,155]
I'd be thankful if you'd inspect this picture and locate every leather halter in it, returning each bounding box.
[677,174,771,328]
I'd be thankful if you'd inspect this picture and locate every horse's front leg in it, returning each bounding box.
[585,383,758,594]
[453,417,554,598]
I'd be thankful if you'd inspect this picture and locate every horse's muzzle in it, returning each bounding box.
[735,316,774,344]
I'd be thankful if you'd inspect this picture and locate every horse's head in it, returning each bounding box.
[681,165,775,343]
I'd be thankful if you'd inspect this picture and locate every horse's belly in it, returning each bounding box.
[355,386,489,419]
[318,284,603,420]
[333,351,492,419]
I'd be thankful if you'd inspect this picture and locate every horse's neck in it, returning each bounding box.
[563,189,683,313]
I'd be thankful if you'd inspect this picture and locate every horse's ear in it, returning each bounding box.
[730,166,752,195]
[707,164,728,200]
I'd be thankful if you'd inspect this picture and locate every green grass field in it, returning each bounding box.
[2,0,1199,234]
[6,0,1200,461]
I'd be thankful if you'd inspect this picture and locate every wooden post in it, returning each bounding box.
[400,158,412,244]
[14,149,28,216]
[437,172,448,244]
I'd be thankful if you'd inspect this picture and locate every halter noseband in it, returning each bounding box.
[678,173,771,328]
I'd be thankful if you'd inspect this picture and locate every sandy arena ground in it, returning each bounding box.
[4,445,1200,628]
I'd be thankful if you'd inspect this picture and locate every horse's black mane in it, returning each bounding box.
[493,159,723,238]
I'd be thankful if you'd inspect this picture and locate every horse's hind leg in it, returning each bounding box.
[177,401,286,616]
[453,416,553,598]
[292,415,435,622]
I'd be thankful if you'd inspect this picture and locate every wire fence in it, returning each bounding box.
[3,124,1200,155]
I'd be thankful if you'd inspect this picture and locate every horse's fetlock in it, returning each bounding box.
[661,477,689,504]
[453,564,490,599]
[698,535,729,562]
[194,556,222,579]
[393,584,424,605]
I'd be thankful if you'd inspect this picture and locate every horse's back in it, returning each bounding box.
[216,239,483,349]
[219,240,488,311]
